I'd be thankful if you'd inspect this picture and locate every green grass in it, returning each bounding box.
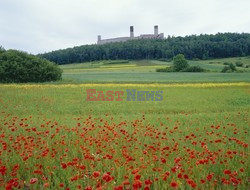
[189,57,250,72]
[60,60,168,73]
[59,57,250,83]
[1,84,249,119]
[62,72,250,83]
[0,57,250,189]
[191,57,250,67]
[0,84,249,189]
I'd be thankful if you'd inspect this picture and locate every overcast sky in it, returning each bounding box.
[0,0,250,54]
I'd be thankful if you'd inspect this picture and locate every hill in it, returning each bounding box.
[39,33,250,65]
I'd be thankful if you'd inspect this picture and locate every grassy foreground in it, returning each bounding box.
[0,83,249,189]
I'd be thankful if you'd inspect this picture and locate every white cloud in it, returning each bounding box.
[0,0,249,54]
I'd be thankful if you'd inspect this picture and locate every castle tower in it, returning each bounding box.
[130,26,134,38]
[154,25,158,35]
[97,35,101,43]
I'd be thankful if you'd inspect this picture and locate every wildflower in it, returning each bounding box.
[0,166,7,176]
[113,185,123,190]
[29,178,38,184]
[85,186,92,190]
[59,183,64,188]
[79,165,86,170]
[183,174,189,179]
[200,179,205,184]
[170,181,178,188]
[177,173,182,179]
[133,180,142,189]
[134,174,141,180]
[206,173,214,181]
[93,171,100,178]
[102,172,112,182]
[224,169,231,175]
[44,183,49,188]
[61,163,67,169]
[144,179,153,185]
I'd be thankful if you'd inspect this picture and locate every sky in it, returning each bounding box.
[0,0,250,54]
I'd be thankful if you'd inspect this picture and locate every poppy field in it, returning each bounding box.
[0,83,249,189]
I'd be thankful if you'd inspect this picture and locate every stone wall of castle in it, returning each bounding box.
[97,26,164,45]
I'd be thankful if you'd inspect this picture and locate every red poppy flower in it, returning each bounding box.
[61,163,67,169]
[0,166,7,176]
[44,183,49,188]
[200,179,205,184]
[29,178,38,184]
[133,180,142,189]
[59,183,64,188]
[134,174,141,180]
[144,179,153,185]
[85,186,92,190]
[93,171,100,178]
[183,174,189,179]
[114,185,123,190]
[79,165,86,170]
[177,173,182,179]
[170,181,178,188]
[102,172,112,182]
[206,173,213,181]
[224,169,231,175]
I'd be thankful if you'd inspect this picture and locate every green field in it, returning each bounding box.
[60,57,250,83]
[0,83,249,189]
[0,57,250,189]
[1,83,250,118]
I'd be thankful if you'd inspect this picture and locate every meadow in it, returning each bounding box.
[60,57,250,83]
[0,83,249,189]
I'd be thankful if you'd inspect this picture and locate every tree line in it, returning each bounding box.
[39,33,250,65]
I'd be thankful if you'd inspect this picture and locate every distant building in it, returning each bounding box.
[97,25,164,45]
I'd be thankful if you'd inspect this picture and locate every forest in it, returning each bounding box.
[39,33,250,65]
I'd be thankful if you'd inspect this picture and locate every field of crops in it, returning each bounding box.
[0,83,249,189]
[60,58,250,83]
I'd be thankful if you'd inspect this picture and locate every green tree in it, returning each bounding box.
[0,49,62,83]
[229,63,236,71]
[173,54,188,71]
[221,63,237,73]
[0,46,5,53]
[39,33,250,64]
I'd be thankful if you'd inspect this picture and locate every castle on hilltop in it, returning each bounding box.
[97,25,164,45]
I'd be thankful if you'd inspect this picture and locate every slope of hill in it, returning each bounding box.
[60,58,250,83]
[39,33,250,65]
